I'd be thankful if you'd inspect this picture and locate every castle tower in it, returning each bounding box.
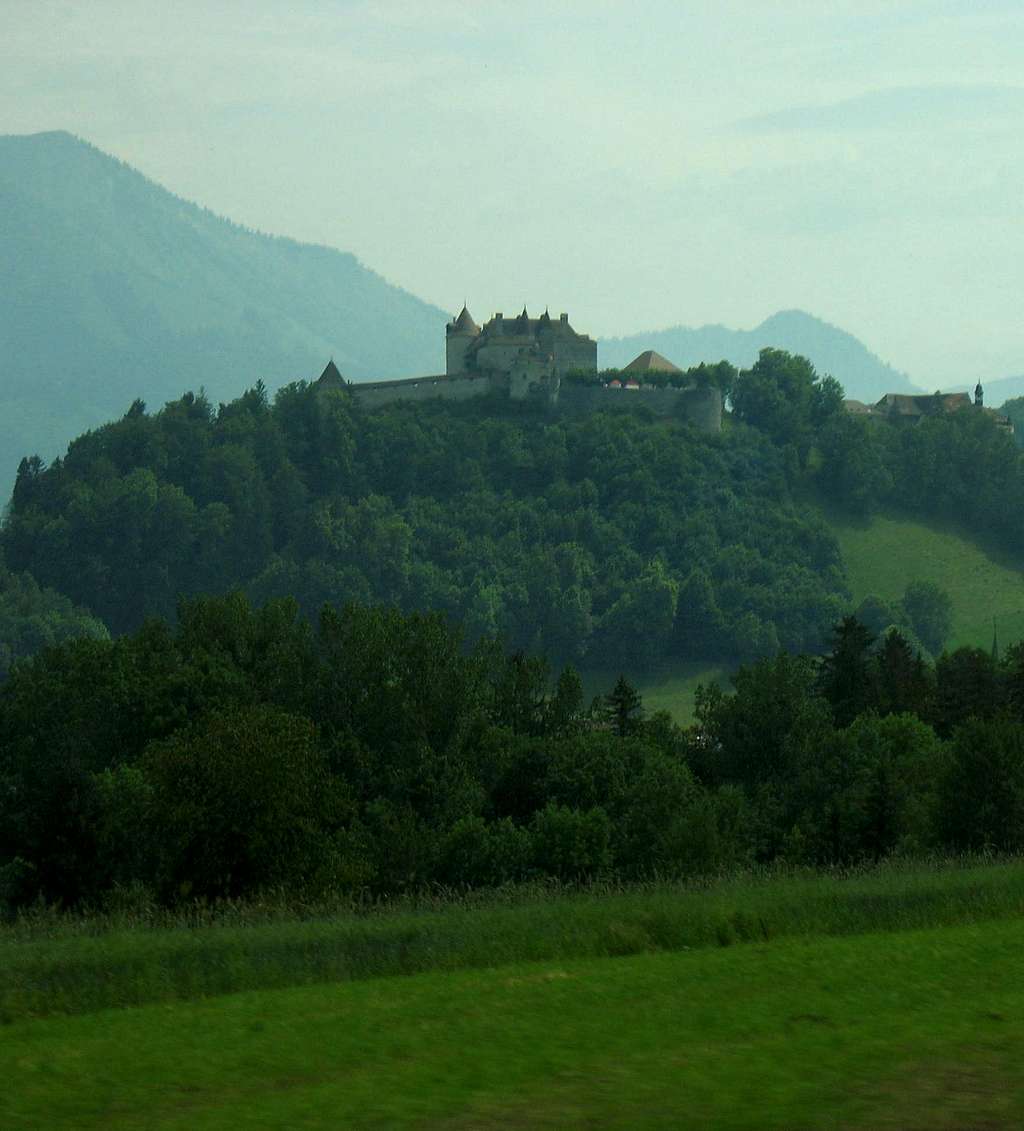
[446,305,480,375]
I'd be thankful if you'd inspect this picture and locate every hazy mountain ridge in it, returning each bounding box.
[1,131,932,502]
[600,310,920,402]
[0,130,447,492]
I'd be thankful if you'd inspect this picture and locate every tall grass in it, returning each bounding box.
[3,856,1023,1023]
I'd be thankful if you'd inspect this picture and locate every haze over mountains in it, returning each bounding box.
[0,131,445,497]
[601,312,918,402]
[2,130,939,500]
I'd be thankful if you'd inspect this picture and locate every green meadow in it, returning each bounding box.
[583,661,728,725]
[5,880,1024,1128]
[6,857,1024,1023]
[4,860,1024,1127]
[829,508,1024,650]
[596,508,1024,725]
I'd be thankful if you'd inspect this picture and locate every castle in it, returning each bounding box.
[316,306,722,431]
[446,306,597,392]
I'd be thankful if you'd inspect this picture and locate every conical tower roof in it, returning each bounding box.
[450,305,480,335]
[623,350,683,374]
[317,359,346,387]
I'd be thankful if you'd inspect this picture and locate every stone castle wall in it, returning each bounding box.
[555,383,722,431]
[330,309,720,430]
[351,373,495,409]
[346,373,722,431]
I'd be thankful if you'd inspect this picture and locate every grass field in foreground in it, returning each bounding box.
[6,917,1024,1129]
[826,508,1024,651]
[5,858,1024,1023]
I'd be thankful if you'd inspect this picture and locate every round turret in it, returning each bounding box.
[448,305,480,337]
[446,305,480,374]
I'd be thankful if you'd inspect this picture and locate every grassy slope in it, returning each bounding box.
[581,661,727,723]
[827,509,1024,650]
[591,508,1024,724]
[6,917,1024,1129]
[636,661,729,717]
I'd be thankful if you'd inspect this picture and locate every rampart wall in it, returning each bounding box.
[351,373,495,409]
[346,374,721,431]
[556,383,722,431]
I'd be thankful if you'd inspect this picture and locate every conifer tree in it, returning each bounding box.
[819,616,878,727]
[603,675,643,738]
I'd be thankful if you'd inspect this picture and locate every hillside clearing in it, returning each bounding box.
[589,510,1024,725]
[827,509,1024,650]
[582,662,727,723]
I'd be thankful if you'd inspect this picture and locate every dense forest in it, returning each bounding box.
[3,594,1024,911]
[1001,395,1024,446]
[4,347,1022,673]
[4,347,1024,911]
[2,353,847,667]
[0,552,107,681]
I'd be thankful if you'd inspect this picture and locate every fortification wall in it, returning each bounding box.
[550,339,598,375]
[349,375,720,429]
[556,384,721,431]
[351,373,495,409]
[341,367,721,432]
[682,386,723,432]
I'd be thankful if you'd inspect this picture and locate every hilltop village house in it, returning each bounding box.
[844,384,1014,435]
[316,306,722,432]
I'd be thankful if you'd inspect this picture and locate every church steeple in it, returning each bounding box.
[975,381,984,407]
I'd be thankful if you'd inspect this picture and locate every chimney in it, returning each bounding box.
[560,313,568,324]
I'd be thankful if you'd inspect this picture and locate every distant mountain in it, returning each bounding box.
[600,310,919,403]
[0,131,447,498]
[0,131,925,504]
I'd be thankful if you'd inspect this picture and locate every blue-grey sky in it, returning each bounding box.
[4,0,1023,383]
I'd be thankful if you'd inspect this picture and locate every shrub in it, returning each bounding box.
[939,715,1024,852]
[142,705,337,901]
[529,804,613,879]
